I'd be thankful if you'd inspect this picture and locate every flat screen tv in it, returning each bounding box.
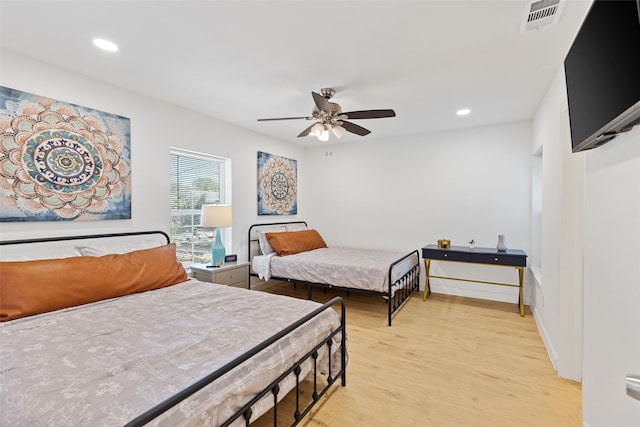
[564,0,640,152]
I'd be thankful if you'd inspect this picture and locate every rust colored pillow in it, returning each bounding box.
[0,243,188,322]
[265,229,327,256]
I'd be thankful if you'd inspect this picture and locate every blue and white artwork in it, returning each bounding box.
[0,86,131,222]
[257,151,297,216]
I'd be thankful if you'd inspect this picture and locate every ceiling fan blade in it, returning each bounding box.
[341,109,396,119]
[257,116,308,121]
[341,120,371,136]
[312,92,331,113]
[297,123,317,137]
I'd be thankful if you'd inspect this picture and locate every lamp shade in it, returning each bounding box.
[332,125,345,139]
[309,122,324,137]
[318,129,330,141]
[200,204,232,228]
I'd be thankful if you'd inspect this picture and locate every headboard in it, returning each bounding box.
[247,221,308,263]
[0,230,185,322]
[0,231,170,261]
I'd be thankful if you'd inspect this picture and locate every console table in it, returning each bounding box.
[421,245,528,316]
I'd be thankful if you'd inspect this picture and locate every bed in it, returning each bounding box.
[248,222,420,326]
[0,231,346,426]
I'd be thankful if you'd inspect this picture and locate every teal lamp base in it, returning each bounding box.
[210,228,226,267]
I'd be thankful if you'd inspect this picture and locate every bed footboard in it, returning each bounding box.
[387,250,420,326]
[125,297,346,427]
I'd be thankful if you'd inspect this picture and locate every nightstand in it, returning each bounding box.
[190,262,250,288]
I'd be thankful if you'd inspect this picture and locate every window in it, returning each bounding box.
[531,145,543,283]
[170,148,229,268]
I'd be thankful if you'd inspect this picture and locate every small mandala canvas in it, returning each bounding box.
[257,151,297,216]
[0,86,131,222]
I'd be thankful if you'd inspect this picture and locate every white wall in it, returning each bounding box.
[582,128,640,427]
[531,66,584,381]
[0,50,305,263]
[533,62,640,424]
[1,50,534,306]
[304,121,533,304]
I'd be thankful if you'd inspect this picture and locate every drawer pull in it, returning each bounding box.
[444,253,448,258]
[494,257,499,262]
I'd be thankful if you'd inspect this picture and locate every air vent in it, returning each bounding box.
[520,0,564,33]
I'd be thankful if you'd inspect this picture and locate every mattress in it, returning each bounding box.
[265,247,419,293]
[0,279,342,426]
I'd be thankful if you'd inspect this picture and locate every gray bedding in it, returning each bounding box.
[258,247,419,293]
[0,279,342,426]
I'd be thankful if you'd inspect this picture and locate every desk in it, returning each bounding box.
[421,245,527,316]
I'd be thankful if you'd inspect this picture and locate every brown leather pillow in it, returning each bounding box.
[0,243,188,322]
[265,229,327,256]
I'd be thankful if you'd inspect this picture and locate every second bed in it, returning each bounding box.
[249,222,420,326]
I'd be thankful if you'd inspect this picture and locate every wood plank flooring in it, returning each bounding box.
[254,281,581,427]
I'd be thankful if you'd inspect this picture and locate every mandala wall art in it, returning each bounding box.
[257,151,297,216]
[0,86,131,222]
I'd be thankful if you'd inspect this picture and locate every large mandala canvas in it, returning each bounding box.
[257,151,297,216]
[0,87,131,222]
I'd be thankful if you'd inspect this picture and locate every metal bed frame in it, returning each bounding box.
[248,222,420,326]
[1,231,347,427]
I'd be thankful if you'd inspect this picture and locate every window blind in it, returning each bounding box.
[170,150,226,268]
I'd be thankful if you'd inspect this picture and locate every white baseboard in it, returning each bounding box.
[532,304,559,372]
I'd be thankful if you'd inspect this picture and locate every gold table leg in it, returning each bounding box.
[420,254,525,316]
[423,259,431,301]
[518,267,525,317]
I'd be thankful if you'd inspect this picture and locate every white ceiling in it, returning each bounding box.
[0,0,592,146]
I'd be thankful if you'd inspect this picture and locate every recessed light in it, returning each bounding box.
[93,38,119,52]
[456,108,471,116]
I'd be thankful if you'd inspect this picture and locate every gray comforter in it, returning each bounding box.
[0,279,342,426]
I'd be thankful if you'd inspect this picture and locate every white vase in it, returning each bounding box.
[497,235,507,251]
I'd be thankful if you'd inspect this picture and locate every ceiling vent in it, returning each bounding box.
[520,0,565,33]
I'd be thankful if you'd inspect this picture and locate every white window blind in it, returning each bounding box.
[170,149,227,268]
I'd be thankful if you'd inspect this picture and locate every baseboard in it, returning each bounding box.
[532,304,559,372]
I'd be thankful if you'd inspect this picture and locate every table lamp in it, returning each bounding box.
[200,204,232,267]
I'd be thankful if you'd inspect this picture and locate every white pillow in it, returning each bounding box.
[0,251,78,262]
[284,223,308,232]
[258,230,277,255]
[74,238,162,256]
[74,246,106,256]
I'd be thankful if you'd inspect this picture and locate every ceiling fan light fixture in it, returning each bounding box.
[257,88,396,141]
[310,122,324,137]
[332,125,346,139]
[318,129,330,142]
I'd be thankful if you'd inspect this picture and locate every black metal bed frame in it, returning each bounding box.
[248,222,420,326]
[1,230,347,426]
[128,297,346,427]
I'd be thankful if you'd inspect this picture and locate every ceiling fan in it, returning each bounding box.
[257,88,396,141]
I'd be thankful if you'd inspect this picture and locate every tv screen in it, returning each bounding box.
[564,0,640,152]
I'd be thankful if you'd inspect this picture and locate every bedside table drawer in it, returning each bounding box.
[192,270,213,282]
[214,265,248,286]
[422,248,471,262]
[471,253,526,267]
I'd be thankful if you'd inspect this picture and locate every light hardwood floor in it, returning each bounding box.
[254,281,581,427]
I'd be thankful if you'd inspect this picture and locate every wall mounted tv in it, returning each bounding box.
[564,0,640,153]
